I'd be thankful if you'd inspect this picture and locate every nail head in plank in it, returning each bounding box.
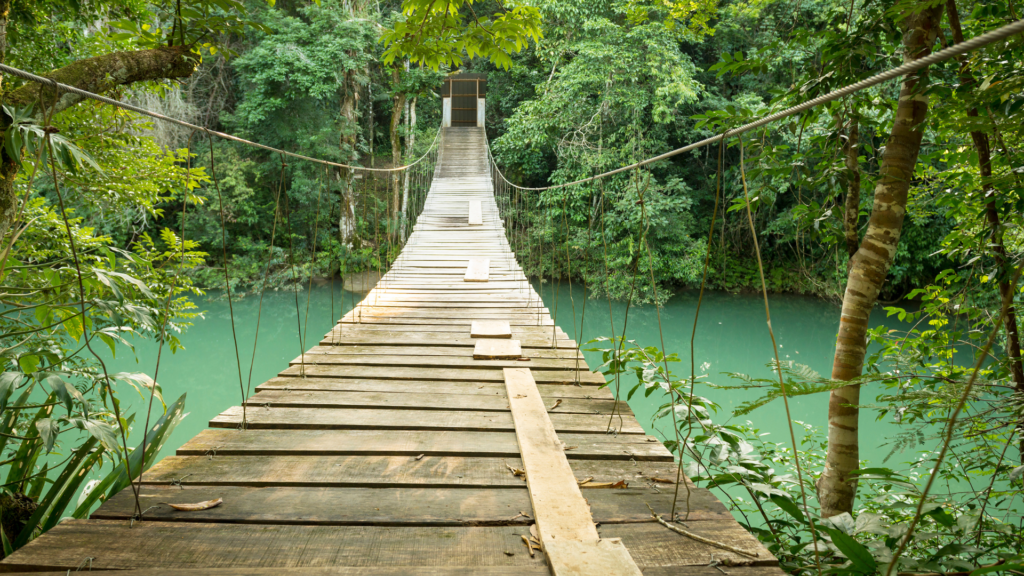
[464,258,490,282]
[473,339,522,360]
[471,320,511,338]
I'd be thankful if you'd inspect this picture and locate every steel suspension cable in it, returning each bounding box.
[482,16,1024,193]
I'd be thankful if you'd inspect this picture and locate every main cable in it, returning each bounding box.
[486,16,1024,191]
[0,61,440,174]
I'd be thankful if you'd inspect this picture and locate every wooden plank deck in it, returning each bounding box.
[0,127,784,575]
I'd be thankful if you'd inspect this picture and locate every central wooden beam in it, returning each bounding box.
[503,368,643,575]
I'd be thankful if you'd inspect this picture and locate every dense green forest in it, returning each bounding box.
[1,0,1022,572]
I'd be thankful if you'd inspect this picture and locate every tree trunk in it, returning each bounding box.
[339,68,359,245]
[0,44,198,241]
[389,66,407,240]
[400,96,416,240]
[945,0,1024,457]
[842,119,861,260]
[817,1,944,518]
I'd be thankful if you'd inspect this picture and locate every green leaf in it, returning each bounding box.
[35,418,60,453]
[770,495,806,523]
[0,372,22,413]
[72,394,187,517]
[17,354,40,374]
[0,524,13,558]
[824,527,878,574]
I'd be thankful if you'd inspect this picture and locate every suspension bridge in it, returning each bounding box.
[2,127,779,575]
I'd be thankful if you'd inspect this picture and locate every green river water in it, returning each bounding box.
[103,281,920,475]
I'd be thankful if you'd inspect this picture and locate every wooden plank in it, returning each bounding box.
[598,522,777,567]
[319,331,576,349]
[0,521,546,571]
[473,339,521,360]
[503,368,599,542]
[0,569,552,576]
[145,454,681,489]
[94,485,728,525]
[544,539,642,576]
[209,406,645,434]
[255,377,616,400]
[471,320,511,338]
[299,345,579,360]
[463,257,489,281]
[288,353,586,372]
[245,389,616,415]
[277,365,606,385]
[469,200,482,225]
[174,429,672,461]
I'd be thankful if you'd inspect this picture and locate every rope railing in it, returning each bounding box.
[0,61,442,174]
[484,16,1024,192]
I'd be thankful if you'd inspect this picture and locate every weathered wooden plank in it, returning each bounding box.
[346,308,545,318]
[504,368,598,542]
[319,332,577,349]
[300,345,580,359]
[473,339,521,360]
[146,455,679,489]
[209,406,644,434]
[544,539,642,576]
[94,485,728,525]
[174,429,671,461]
[340,316,553,327]
[288,353,589,372]
[255,377,616,400]
[331,323,565,332]
[0,519,772,572]
[471,320,511,338]
[0,521,546,571]
[0,569,553,576]
[464,258,489,282]
[245,389,616,415]
[468,200,482,225]
[277,364,606,385]
[598,522,776,567]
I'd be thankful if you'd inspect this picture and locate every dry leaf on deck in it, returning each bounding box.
[548,399,562,411]
[505,462,526,478]
[576,476,594,486]
[164,498,223,511]
[651,477,675,484]
[414,454,425,461]
[520,535,535,558]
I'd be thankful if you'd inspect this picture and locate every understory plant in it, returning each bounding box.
[588,328,1024,575]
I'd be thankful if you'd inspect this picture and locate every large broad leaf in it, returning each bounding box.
[770,494,806,523]
[71,393,187,518]
[823,527,878,574]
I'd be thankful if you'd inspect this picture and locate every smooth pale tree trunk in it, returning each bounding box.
[945,0,1024,457]
[400,96,416,241]
[338,68,359,245]
[0,43,198,240]
[842,119,861,260]
[817,1,944,518]
[389,66,407,240]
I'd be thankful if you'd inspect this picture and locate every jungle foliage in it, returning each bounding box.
[0,0,1022,570]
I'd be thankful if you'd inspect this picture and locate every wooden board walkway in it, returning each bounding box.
[0,128,783,575]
